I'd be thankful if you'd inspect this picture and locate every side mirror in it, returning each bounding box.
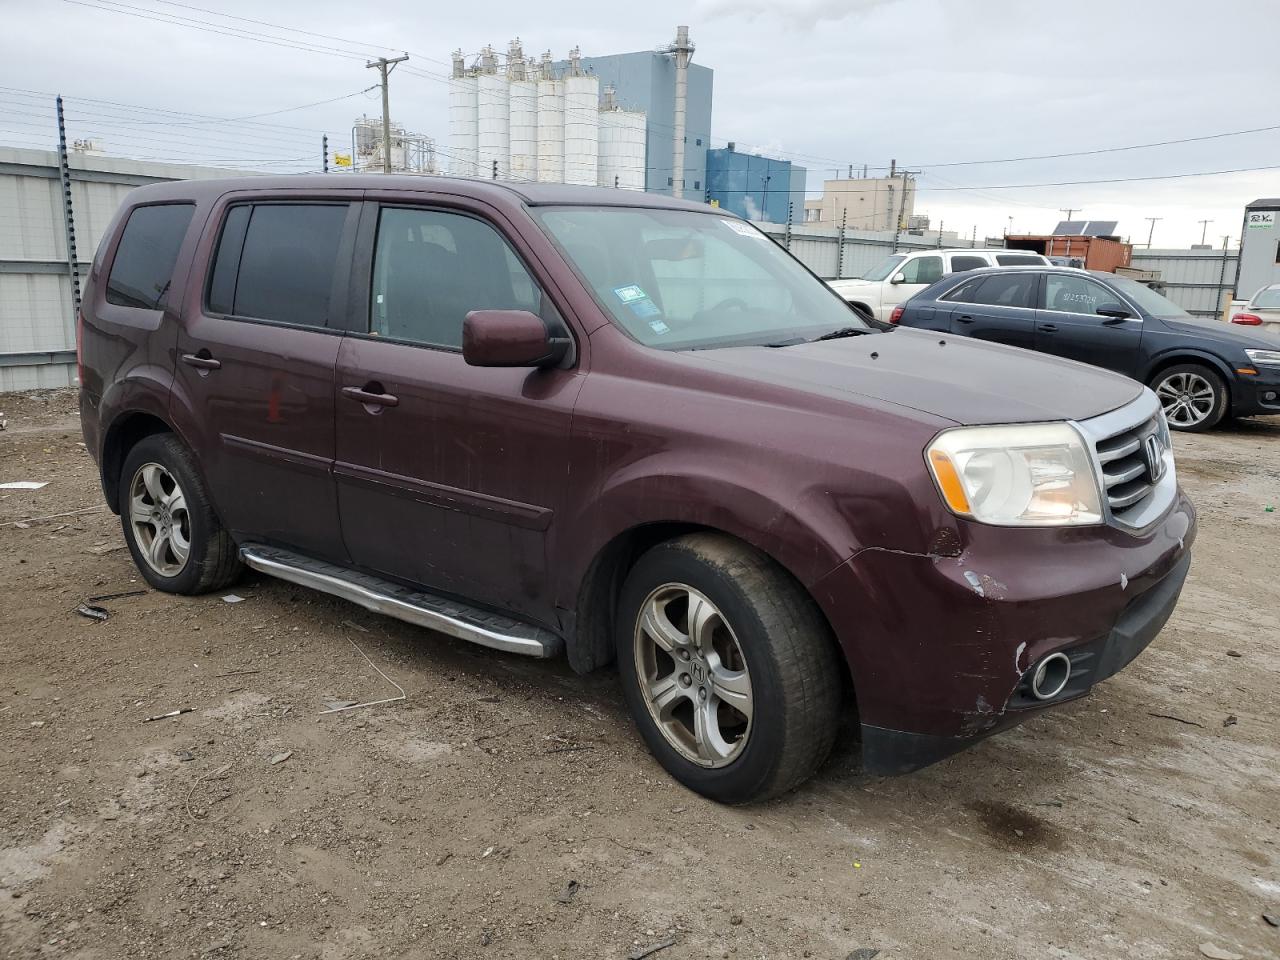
[890,272,906,285]
[1096,303,1132,321]
[462,310,570,368]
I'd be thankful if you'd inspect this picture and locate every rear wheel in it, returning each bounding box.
[615,533,842,803]
[119,433,242,594]
[1150,363,1227,432]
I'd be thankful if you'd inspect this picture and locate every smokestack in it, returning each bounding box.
[451,48,465,79]
[664,25,694,199]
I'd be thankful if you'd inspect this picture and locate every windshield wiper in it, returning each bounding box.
[809,326,870,343]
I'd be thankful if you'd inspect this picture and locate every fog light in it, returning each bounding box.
[1264,391,1277,402]
[1030,652,1071,700]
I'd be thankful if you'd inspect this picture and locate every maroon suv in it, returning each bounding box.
[78,176,1196,803]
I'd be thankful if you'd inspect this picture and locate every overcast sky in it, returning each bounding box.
[4,0,1278,248]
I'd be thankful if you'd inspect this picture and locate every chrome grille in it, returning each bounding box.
[1095,414,1160,519]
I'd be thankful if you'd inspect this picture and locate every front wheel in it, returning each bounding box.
[1151,363,1227,432]
[615,533,842,803]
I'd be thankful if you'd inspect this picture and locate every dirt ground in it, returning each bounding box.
[0,388,1277,960]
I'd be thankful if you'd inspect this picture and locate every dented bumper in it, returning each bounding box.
[811,490,1197,775]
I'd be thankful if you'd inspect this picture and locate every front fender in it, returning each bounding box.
[1140,347,1235,388]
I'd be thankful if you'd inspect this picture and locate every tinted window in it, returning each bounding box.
[106,203,195,309]
[230,204,348,327]
[370,208,542,349]
[206,205,250,316]
[949,255,988,273]
[941,277,984,303]
[899,255,943,284]
[971,273,1036,308]
[1042,274,1114,315]
[996,254,1044,266]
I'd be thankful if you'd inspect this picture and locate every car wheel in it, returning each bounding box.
[615,533,842,803]
[1151,364,1227,432]
[119,433,242,594]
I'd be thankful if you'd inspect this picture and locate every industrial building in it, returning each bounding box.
[704,144,806,224]
[803,173,918,231]
[1235,197,1280,300]
[446,28,711,197]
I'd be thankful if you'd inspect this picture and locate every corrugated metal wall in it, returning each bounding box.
[1131,248,1239,319]
[0,147,254,392]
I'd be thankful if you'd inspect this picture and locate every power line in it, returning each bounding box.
[917,163,1280,191]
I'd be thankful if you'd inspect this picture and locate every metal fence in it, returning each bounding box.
[0,145,253,392]
[754,221,1240,320]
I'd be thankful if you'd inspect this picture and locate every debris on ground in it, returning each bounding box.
[1226,650,1243,658]
[140,708,193,723]
[74,603,109,622]
[554,879,579,904]
[434,852,452,867]
[221,594,245,604]
[175,750,195,762]
[268,751,293,765]
[317,631,407,714]
[1198,944,1243,960]
[0,481,48,490]
[1147,712,1204,727]
[847,951,881,960]
[87,589,147,603]
[628,937,677,960]
[1263,913,1279,928]
[1223,715,1238,727]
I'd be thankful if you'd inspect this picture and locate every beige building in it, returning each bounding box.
[803,176,917,231]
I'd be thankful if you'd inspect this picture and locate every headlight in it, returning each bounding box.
[926,423,1103,526]
[1244,348,1280,367]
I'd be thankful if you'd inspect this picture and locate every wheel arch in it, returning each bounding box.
[1142,349,1234,393]
[100,410,178,513]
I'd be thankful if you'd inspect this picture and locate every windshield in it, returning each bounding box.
[533,207,870,349]
[862,254,906,281]
[1252,285,1280,309]
[1104,274,1193,321]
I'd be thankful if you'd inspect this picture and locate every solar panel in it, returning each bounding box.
[1085,220,1118,237]
[1053,221,1087,236]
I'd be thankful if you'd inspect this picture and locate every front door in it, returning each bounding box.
[333,201,583,624]
[172,197,359,561]
[1035,273,1143,375]
[945,270,1039,349]
[883,253,944,319]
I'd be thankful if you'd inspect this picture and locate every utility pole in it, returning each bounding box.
[1145,216,1162,249]
[1059,208,1080,223]
[366,54,409,174]
[1198,219,1213,245]
[835,207,847,278]
[890,168,918,253]
[55,96,81,317]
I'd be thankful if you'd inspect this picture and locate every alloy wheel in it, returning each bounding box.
[1155,371,1216,427]
[128,462,192,577]
[633,583,753,768]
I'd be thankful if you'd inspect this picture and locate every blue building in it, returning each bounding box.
[705,145,807,224]
[558,51,714,197]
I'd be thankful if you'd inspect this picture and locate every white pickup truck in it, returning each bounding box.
[828,248,1051,323]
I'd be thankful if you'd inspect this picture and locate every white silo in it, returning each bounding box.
[562,48,599,187]
[598,89,647,191]
[507,40,538,182]
[476,45,509,180]
[536,51,565,183]
[447,49,478,177]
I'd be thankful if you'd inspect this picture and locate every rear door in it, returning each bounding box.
[171,194,360,561]
[333,196,583,624]
[942,271,1039,349]
[1034,273,1143,375]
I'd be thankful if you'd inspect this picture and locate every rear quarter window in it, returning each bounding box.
[105,203,195,309]
[996,254,1045,266]
[949,255,989,273]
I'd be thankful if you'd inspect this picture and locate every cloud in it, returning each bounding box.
[693,0,902,27]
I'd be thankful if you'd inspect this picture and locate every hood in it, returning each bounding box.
[828,277,877,291]
[1159,316,1280,350]
[694,328,1143,426]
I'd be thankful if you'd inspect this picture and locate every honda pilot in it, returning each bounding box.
[79,177,1196,803]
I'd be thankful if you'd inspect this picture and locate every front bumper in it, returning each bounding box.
[1231,367,1280,417]
[812,489,1196,775]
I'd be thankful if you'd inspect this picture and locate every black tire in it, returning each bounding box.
[615,533,842,804]
[118,433,242,594]
[1149,363,1228,432]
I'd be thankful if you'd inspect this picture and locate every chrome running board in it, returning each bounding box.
[238,544,562,659]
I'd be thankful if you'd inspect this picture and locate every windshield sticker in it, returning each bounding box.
[627,297,662,319]
[722,219,766,239]
[613,284,648,303]
[648,318,670,335]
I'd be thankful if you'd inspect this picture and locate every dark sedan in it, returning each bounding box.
[894,267,1280,431]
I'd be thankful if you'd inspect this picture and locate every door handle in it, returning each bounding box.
[180,352,221,372]
[342,385,399,408]
[955,314,975,323]
[1038,323,1059,333]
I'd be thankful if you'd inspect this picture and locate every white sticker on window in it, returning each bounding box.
[722,219,766,239]
[613,284,648,303]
